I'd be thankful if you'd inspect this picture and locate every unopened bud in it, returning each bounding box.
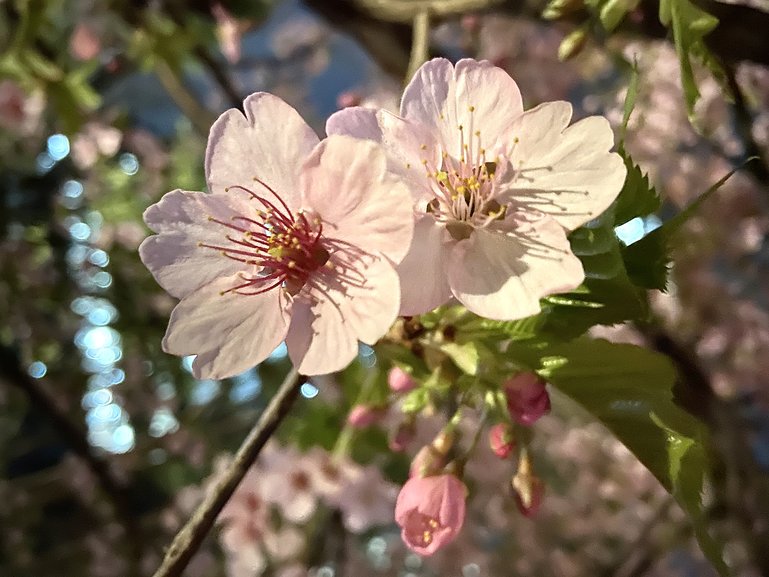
[511,450,544,517]
[389,417,416,452]
[488,423,516,459]
[336,90,361,109]
[410,429,456,477]
[558,27,588,62]
[504,372,551,426]
[388,366,418,393]
[346,404,386,429]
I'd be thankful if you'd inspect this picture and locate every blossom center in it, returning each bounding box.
[421,109,508,240]
[403,511,442,548]
[199,180,330,297]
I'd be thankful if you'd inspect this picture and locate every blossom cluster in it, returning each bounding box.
[139,57,625,559]
[140,57,625,380]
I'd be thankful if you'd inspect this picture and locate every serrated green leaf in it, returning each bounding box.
[623,161,746,290]
[659,0,721,118]
[620,57,639,145]
[535,338,728,575]
[614,155,661,226]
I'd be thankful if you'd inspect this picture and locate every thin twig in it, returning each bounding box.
[155,59,217,137]
[193,46,244,110]
[151,367,303,577]
[406,10,430,85]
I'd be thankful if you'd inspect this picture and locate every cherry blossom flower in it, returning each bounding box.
[395,474,467,555]
[327,58,625,320]
[139,93,413,378]
[504,372,551,426]
[334,464,399,533]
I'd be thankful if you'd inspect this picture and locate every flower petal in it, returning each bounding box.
[397,216,453,316]
[139,189,252,299]
[503,101,626,231]
[453,58,524,152]
[299,135,414,263]
[401,58,524,158]
[162,275,290,379]
[447,215,584,320]
[286,255,401,375]
[205,93,319,208]
[327,107,439,199]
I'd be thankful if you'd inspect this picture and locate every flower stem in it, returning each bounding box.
[151,367,303,577]
[406,10,430,84]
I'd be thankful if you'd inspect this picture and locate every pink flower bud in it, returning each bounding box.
[488,423,515,459]
[395,474,466,555]
[346,404,385,429]
[504,372,551,426]
[389,419,416,452]
[513,475,544,518]
[336,90,362,109]
[388,367,417,393]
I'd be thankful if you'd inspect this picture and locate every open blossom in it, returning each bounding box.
[395,474,467,555]
[139,93,413,378]
[328,58,626,320]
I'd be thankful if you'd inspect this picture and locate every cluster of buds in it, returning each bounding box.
[393,370,551,555]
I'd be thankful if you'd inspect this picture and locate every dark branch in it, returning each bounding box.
[151,367,303,577]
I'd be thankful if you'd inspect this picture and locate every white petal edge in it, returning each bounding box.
[447,216,584,320]
[205,92,320,209]
[162,275,290,379]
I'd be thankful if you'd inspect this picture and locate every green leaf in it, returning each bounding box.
[535,338,728,574]
[623,161,747,290]
[620,57,639,145]
[658,0,720,118]
[613,155,661,226]
[440,341,481,375]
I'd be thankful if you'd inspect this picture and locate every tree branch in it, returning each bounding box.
[151,367,303,577]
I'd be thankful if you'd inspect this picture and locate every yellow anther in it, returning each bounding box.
[468,105,475,112]
[420,144,427,150]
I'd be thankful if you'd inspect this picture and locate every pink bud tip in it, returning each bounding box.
[395,474,466,555]
[514,476,544,518]
[336,90,362,109]
[504,372,551,426]
[488,423,515,459]
[346,404,385,429]
[388,367,417,393]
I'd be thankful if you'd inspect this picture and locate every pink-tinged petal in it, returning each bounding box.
[503,102,626,231]
[162,275,290,379]
[452,59,524,152]
[327,107,440,200]
[326,105,382,141]
[299,135,414,263]
[395,475,466,556]
[397,216,454,316]
[401,58,456,136]
[286,255,401,375]
[205,93,319,207]
[447,215,584,320]
[140,189,253,299]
